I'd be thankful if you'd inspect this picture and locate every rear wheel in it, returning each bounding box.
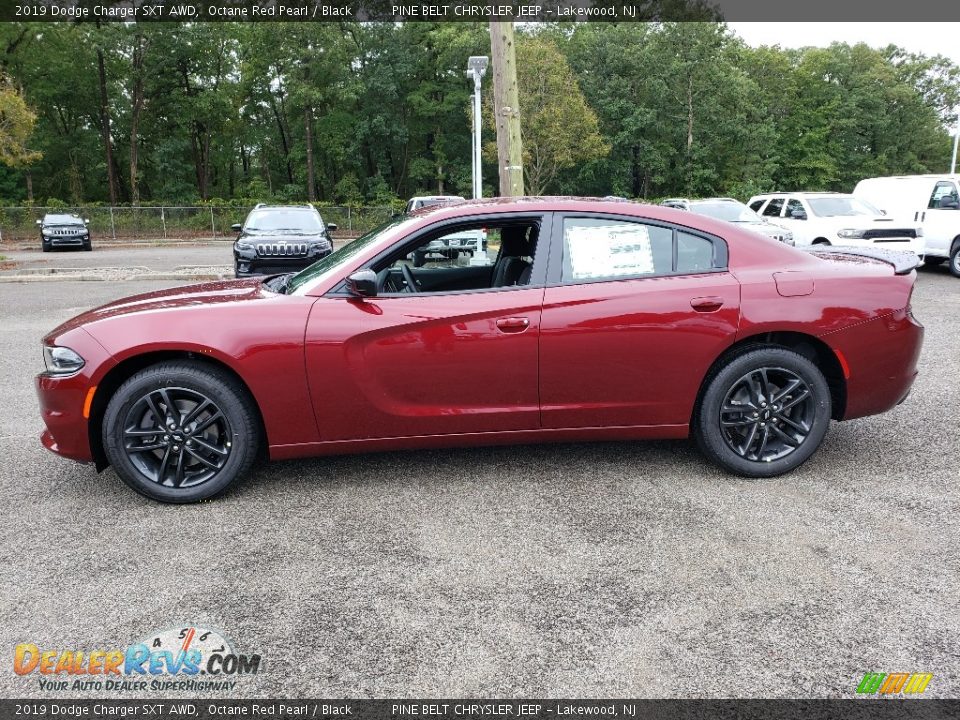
[102,362,259,503]
[694,347,831,477]
[950,242,960,278]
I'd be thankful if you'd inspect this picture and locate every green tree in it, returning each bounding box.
[512,35,607,195]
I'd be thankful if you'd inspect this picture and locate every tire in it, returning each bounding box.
[812,238,831,246]
[83,241,92,251]
[950,242,960,278]
[102,361,260,503]
[41,243,50,253]
[693,347,831,478]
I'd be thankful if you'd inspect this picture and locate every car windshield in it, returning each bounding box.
[44,214,84,226]
[807,197,880,217]
[285,216,417,294]
[245,208,324,232]
[690,201,760,223]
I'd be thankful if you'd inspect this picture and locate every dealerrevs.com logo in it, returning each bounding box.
[13,626,261,692]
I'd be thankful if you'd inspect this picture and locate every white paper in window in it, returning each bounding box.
[566,223,655,279]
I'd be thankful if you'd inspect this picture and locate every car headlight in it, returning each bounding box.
[42,345,85,375]
[41,229,52,237]
[838,229,866,239]
[235,241,254,251]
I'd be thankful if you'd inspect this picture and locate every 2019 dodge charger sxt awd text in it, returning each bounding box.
[37,198,923,502]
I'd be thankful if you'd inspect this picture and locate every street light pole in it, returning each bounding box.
[951,112,959,174]
[466,56,488,200]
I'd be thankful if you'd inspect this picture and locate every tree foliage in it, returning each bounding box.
[0,76,40,168]
[0,21,956,205]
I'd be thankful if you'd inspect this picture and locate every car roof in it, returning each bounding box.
[250,204,318,211]
[753,192,851,198]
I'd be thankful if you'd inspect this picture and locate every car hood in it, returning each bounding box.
[237,231,326,243]
[45,278,266,342]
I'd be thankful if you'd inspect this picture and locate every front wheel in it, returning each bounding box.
[694,347,831,478]
[102,361,260,503]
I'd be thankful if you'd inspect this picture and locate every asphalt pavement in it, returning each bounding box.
[0,261,957,699]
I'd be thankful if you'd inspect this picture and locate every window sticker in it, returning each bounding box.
[566,223,655,280]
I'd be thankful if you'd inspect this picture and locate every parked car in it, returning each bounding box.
[405,195,485,265]
[37,198,923,502]
[660,197,794,245]
[232,204,336,278]
[854,174,960,276]
[747,192,924,258]
[37,214,91,252]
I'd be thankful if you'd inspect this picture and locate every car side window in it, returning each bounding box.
[786,199,806,219]
[561,218,721,283]
[374,220,540,295]
[676,232,714,273]
[762,198,785,217]
[749,200,765,212]
[929,181,959,209]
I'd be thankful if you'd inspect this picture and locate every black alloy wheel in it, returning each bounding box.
[103,361,259,502]
[121,387,232,489]
[694,347,831,477]
[719,367,814,463]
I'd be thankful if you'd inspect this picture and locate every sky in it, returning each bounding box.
[727,23,960,66]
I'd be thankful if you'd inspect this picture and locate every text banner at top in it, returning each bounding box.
[5,0,959,22]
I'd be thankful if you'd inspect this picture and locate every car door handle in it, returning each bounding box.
[690,296,724,312]
[496,317,530,333]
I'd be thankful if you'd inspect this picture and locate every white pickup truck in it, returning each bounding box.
[405,195,486,266]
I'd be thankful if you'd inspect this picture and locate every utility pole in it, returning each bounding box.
[489,21,524,196]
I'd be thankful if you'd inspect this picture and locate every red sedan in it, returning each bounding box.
[37,198,923,502]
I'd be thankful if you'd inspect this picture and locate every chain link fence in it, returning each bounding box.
[0,205,396,244]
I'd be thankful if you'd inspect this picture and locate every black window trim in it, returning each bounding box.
[545,211,729,288]
[326,211,553,298]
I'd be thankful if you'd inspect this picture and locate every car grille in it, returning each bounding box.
[255,243,308,257]
[864,228,916,240]
[49,228,83,236]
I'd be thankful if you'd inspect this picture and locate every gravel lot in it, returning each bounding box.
[0,258,957,699]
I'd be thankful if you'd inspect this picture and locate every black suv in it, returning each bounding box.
[37,213,91,251]
[232,204,337,278]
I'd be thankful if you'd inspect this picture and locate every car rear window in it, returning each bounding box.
[561,218,673,282]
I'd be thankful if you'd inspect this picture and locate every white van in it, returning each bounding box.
[854,175,960,276]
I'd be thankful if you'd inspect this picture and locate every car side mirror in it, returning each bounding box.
[83,218,90,224]
[35,219,42,226]
[231,223,242,232]
[326,223,338,232]
[346,269,378,298]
